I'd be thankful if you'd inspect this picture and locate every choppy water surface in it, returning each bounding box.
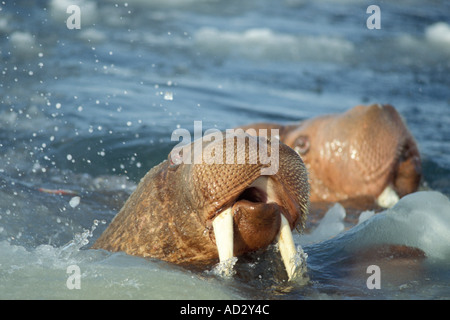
[1,0,449,299]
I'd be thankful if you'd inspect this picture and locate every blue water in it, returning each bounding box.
[0,0,449,299]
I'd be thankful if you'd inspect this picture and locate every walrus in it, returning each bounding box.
[93,132,309,280]
[238,104,421,208]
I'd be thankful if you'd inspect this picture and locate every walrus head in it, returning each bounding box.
[283,104,421,205]
[93,132,309,280]
[238,104,421,207]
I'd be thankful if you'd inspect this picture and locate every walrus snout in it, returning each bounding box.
[210,175,300,257]
[231,200,282,255]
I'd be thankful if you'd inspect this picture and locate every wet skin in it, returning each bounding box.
[93,132,309,267]
[238,104,422,204]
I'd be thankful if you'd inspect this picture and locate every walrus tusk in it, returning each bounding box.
[277,214,298,281]
[212,207,234,262]
[213,207,300,281]
[376,185,399,208]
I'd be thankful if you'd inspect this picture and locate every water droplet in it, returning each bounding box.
[164,91,173,101]
[69,196,80,208]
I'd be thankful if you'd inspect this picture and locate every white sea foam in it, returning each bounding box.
[393,22,450,65]
[425,22,450,46]
[8,31,38,57]
[210,257,238,278]
[103,0,213,7]
[194,27,354,62]
[0,15,11,33]
[78,28,106,43]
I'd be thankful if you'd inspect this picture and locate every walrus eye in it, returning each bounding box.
[294,135,310,155]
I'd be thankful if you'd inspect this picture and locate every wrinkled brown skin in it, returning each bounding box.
[92,133,309,266]
[239,104,422,203]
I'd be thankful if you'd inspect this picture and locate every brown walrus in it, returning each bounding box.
[93,132,309,279]
[238,104,421,208]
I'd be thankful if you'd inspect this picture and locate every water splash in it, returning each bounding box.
[272,242,309,283]
[210,257,238,278]
[58,219,106,260]
[289,245,309,282]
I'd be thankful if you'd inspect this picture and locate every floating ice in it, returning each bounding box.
[297,202,346,245]
[336,191,450,261]
[357,210,375,224]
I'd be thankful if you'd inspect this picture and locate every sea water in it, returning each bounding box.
[1,0,449,299]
